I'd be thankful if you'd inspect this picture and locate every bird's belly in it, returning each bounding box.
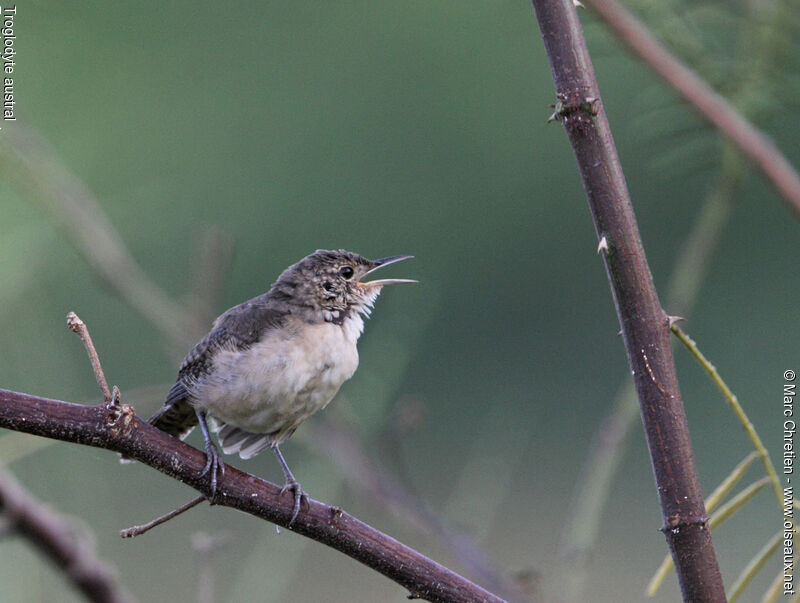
[194,321,359,436]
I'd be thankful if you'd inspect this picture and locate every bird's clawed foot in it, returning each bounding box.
[198,438,225,502]
[280,479,307,526]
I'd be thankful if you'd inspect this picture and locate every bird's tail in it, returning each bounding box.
[120,382,198,463]
[148,398,198,440]
[215,423,279,460]
[148,380,199,439]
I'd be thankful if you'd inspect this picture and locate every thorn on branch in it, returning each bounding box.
[597,235,610,254]
[667,315,685,328]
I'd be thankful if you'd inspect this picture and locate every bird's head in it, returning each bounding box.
[272,249,416,323]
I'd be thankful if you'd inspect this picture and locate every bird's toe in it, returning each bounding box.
[280,480,307,526]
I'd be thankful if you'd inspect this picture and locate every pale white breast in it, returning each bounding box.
[193,314,363,437]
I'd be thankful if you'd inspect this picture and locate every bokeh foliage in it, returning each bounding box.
[1,1,798,601]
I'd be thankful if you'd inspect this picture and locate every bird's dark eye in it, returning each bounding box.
[339,266,354,279]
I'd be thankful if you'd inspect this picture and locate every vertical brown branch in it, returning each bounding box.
[530,1,726,600]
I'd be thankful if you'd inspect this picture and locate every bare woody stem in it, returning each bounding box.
[66,312,113,404]
[530,1,726,601]
[0,389,505,603]
[120,496,206,538]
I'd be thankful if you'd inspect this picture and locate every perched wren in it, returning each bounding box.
[147,249,415,524]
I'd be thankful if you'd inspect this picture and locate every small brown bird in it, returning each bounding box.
[147,249,415,523]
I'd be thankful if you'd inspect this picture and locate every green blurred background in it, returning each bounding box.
[1,1,798,601]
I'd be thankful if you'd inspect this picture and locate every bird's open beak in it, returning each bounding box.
[359,255,417,287]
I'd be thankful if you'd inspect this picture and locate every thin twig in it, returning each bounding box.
[120,496,206,538]
[727,531,782,602]
[585,0,800,217]
[66,312,112,405]
[762,569,785,603]
[704,451,761,514]
[671,325,783,507]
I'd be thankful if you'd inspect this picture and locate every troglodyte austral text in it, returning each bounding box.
[146,249,416,524]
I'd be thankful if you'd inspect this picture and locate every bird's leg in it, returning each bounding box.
[271,445,307,525]
[195,410,225,501]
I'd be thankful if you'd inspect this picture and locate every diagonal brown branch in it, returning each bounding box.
[308,415,525,601]
[0,388,506,603]
[585,0,800,217]
[0,119,518,598]
[0,466,134,603]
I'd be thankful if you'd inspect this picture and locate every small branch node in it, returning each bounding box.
[328,505,344,524]
[550,93,602,128]
[660,514,709,534]
[104,386,135,434]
